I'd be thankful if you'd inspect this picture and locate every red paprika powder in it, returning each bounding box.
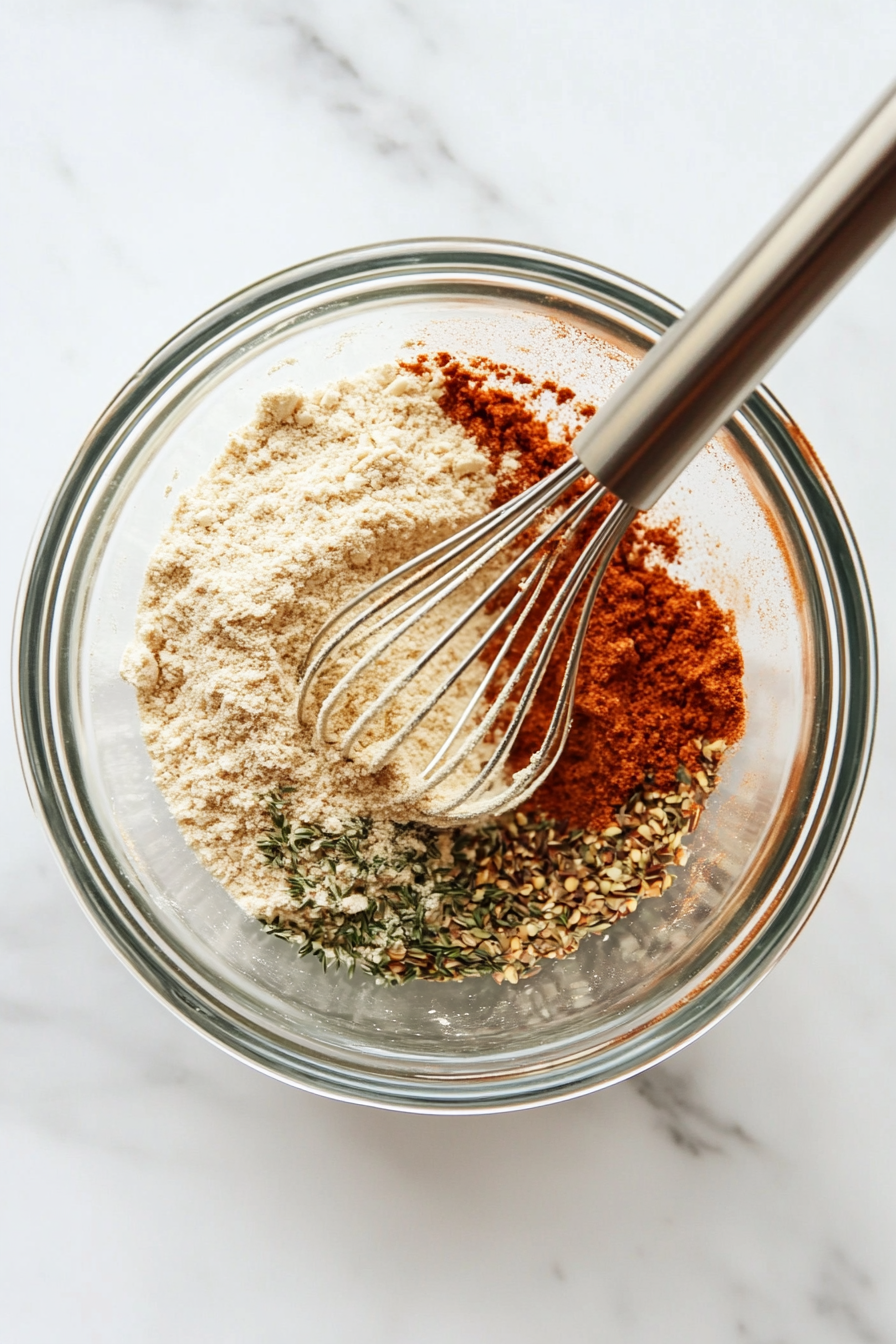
[403,352,746,831]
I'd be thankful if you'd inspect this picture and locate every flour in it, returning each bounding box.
[121,362,505,918]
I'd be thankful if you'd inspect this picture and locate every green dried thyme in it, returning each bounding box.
[256,739,727,985]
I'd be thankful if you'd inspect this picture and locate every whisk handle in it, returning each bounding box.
[574,81,896,510]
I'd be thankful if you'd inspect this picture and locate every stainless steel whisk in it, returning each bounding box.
[298,83,896,821]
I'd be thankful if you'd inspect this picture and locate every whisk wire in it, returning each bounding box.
[296,457,585,721]
[360,546,558,779]
[297,455,634,819]
[491,500,637,803]
[415,551,560,780]
[416,500,635,817]
[377,479,613,784]
[312,475,604,752]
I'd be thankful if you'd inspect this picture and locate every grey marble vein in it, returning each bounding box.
[267,6,520,216]
[635,1064,758,1157]
[812,1248,886,1344]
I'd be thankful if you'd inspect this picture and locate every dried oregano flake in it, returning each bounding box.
[256,738,726,985]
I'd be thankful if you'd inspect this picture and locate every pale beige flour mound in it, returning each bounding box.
[121,362,506,918]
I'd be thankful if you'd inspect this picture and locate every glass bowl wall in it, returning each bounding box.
[14,240,876,1111]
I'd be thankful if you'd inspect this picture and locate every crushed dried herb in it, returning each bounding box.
[258,740,724,985]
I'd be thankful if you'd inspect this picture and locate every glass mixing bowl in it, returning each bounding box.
[14,239,876,1112]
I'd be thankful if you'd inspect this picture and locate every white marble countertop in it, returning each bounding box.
[3,2,896,1339]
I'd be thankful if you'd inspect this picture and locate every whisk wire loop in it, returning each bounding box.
[359,544,559,778]
[414,500,636,818]
[301,80,896,818]
[310,474,604,754]
[296,456,585,722]
[296,432,635,818]
[363,478,612,783]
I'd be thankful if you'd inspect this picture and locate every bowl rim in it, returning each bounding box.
[13,236,878,1112]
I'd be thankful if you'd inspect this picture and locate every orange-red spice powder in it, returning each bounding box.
[403,352,746,831]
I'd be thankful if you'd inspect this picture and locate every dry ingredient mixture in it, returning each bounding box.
[122,349,745,985]
[259,744,723,984]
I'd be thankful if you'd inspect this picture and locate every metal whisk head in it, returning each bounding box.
[296,459,636,821]
[298,79,896,821]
